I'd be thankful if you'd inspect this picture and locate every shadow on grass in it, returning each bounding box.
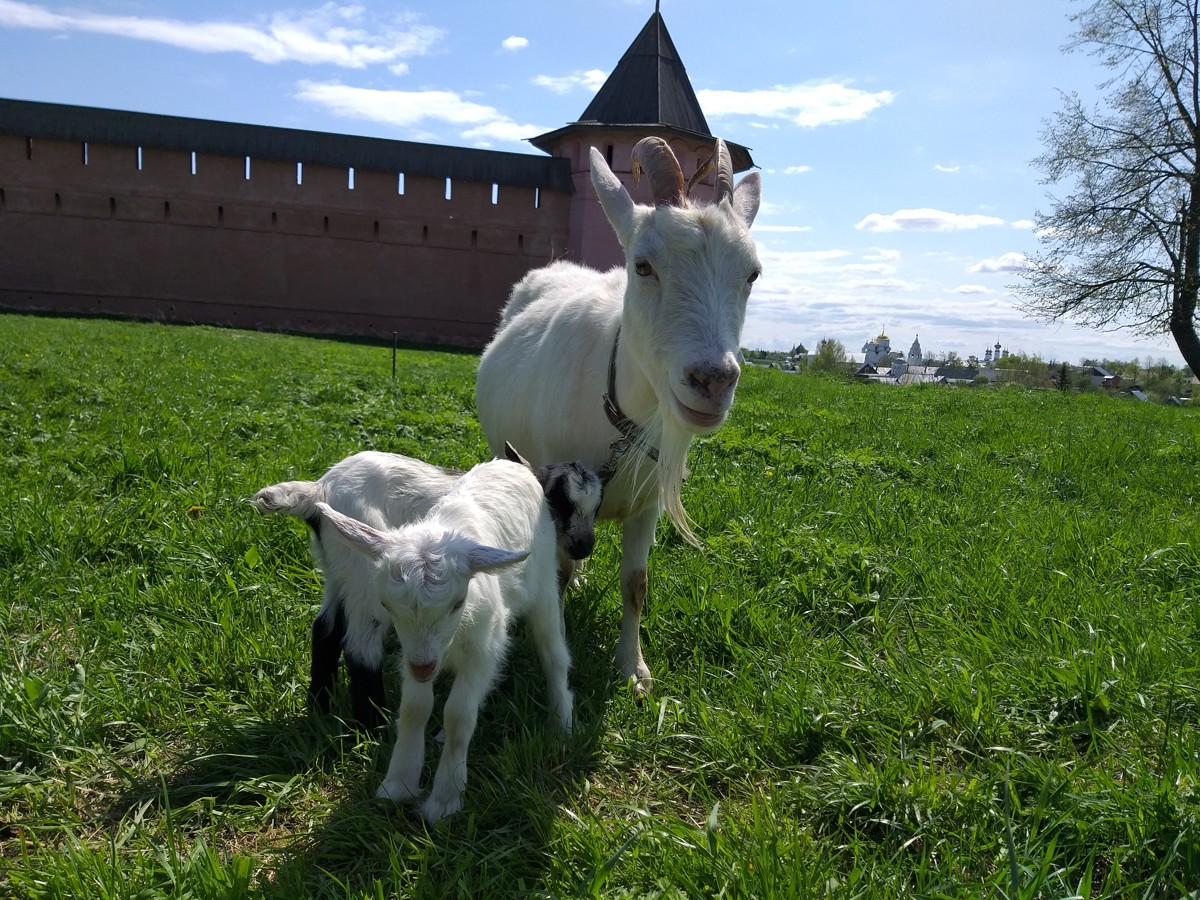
[107,578,622,898]
[261,588,623,898]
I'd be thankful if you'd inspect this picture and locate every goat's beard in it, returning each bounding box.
[656,421,699,546]
[607,408,700,548]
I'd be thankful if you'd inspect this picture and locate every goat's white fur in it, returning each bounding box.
[253,450,600,730]
[261,457,572,822]
[256,451,457,686]
[476,139,761,692]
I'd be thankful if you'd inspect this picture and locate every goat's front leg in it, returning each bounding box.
[376,675,434,802]
[527,589,574,730]
[616,504,658,695]
[421,664,497,823]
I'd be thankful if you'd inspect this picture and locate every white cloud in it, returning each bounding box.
[782,165,812,175]
[697,81,895,127]
[501,35,528,51]
[294,81,547,144]
[755,247,854,279]
[753,224,812,233]
[950,284,990,294]
[1010,219,1036,230]
[969,252,1030,274]
[864,248,902,263]
[934,164,960,173]
[849,278,917,292]
[0,0,442,68]
[855,208,1007,232]
[532,69,607,95]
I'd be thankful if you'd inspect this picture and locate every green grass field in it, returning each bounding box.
[2,313,1198,898]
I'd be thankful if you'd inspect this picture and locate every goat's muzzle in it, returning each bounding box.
[565,533,596,560]
[409,660,437,682]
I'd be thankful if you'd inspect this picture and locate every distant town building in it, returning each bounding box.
[908,335,923,365]
[861,331,892,367]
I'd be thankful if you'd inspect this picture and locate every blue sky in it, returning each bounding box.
[0,0,1188,366]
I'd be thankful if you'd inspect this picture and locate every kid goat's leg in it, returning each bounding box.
[616,504,658,694]
[344,619,387,729]
[421,662,499,823]
[376,676,434,803]
[309,590,347,715]
[527,589,574,729]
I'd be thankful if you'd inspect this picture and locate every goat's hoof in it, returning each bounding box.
[421,792,463,823]
[625,673,653,701]
[375,781,420,803]
[553,708,574,732]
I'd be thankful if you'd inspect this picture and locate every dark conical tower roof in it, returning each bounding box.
[578,11,711,135]
[529,6,754,172]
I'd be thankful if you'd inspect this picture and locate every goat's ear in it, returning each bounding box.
[503,441,532,469]
[590,147,636,245]
[463,543,531,575]
[731,172,761,229]
[315,502,389,558]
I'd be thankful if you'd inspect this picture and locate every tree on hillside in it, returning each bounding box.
[1019,0,1200,377]
[811,338,848,373]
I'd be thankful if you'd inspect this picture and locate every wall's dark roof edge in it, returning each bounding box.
[529,122,755,173]
[0,98,574,191]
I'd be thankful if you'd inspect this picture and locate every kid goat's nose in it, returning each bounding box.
[409,660,437,682]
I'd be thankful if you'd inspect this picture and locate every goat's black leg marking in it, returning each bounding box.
[309,601,346,715]
[345,653,386,730]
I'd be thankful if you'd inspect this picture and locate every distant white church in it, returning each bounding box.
[862,331,925,368]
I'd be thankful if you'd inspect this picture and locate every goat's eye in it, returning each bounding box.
[634,259,654,278]
[747,269,761,285]
[451,599,465,612]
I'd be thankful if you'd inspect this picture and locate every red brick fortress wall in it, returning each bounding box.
[0,100,573,347]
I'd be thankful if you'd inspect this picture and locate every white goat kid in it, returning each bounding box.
[311,458,572,822]
[254,452,457,727]
[252,448,600,730]
[476,137,761,693]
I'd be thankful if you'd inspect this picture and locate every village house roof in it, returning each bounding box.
[935,366,980,382]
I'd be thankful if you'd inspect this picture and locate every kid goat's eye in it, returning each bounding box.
[747,269,760,285]
[634,259,653,277]
[451,599,465,612]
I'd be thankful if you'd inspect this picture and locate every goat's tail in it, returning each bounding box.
[252,481,324,519]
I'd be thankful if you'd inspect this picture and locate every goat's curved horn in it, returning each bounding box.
[631,137,685,207]
[713,139,734,204]
[685,152,715,198]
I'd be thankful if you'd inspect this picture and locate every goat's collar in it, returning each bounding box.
[598,327,659,486]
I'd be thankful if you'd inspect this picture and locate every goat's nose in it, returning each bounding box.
[686,361,740,401]
[409,660,437,682]
[569,534,596,560]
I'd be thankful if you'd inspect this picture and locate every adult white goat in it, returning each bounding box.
[301,458,572,822]
[476,137,761,693]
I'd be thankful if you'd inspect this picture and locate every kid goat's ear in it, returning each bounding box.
[503,441,533,470]
[315,502,389,558]
[464,542,531,575]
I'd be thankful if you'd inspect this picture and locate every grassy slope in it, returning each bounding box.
[1,314,1198,898]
